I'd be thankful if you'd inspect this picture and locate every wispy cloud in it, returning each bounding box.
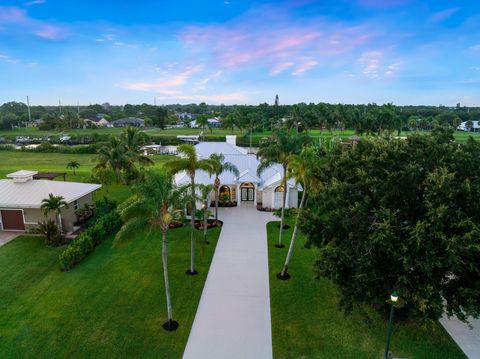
[123,65,203,93]
[0,6,65,40]
[180,5,372,76]
[358,0,411,8]
[357,51,400,79]
[0,53,17,64]
[430,8,460,22]
[24,0,46,7]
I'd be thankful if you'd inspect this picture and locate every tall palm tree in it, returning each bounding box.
[41,193,69,233]
[198,184,214,245]
[208,153,239,222]
[120,126,154,167]
[94,136,131,183]
[66,160,80,175]
[277,147,318,280]
[166,144,214,275]
[257,129,309,248]
[115,169,185,331]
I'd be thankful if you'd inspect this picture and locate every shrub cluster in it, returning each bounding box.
[59,208,122,271]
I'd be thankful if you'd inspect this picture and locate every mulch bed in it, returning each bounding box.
[194,219,223,230]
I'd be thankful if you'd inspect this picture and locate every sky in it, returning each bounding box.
[0,0,480,106]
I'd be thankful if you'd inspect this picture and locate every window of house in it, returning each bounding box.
[73,200,79,210]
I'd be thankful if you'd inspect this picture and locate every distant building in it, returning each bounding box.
[457,121,480,132]
[189,117,221,128]
[110,117,145,128]
[85,114,110,127]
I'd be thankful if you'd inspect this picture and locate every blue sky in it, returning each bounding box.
[1,0,480,106]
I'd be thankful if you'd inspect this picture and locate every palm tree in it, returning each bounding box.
[41,193,69,233]
[166,144,214,275]
[198,184,214,245]
[257,129,309,248]
[120,126,154,167]
[208,153,239,222]
[277,147,318,280]
[115,169,185,331]
[95,136,131,183]
[66,160,80,175]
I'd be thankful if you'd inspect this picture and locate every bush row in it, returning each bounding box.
[59,209,122,271]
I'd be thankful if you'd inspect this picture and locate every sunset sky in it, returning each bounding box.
[1,0,479,106]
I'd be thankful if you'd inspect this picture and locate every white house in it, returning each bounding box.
[0,170,101,232]
[174,136,300,209]
[457,121,480,132]
[189,117,221,128]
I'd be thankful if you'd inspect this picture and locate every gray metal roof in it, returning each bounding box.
[0,179,101,209]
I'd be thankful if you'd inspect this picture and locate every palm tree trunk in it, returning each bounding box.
[56,212,62,233]
[215,177,219,222]
[203,207,208,244]
[162,228,173,322]
[280,185,306,278]
[189,176,196,274]
[277,166,287,248]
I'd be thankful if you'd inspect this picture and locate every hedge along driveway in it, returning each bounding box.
[0,225,221,358]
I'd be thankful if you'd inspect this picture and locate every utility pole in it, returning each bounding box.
[26,96,32,123]
[59,100,62,114]
[77,100,80,116]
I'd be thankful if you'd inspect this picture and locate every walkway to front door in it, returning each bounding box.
[183,206,275,359]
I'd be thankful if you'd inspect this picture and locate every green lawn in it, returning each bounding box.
[267,220,466,359]
[0,151,173,203]
[0,225,220,358]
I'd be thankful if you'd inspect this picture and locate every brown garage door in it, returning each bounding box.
[1,210,25,231]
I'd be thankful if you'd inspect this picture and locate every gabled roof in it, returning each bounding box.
[0,179,101,209]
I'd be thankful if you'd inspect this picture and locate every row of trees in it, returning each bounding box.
[2,100,479,134]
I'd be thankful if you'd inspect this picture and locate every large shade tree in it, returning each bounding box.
[208,153,239,222]
[166,144,213,275]
[257,128,309,248]
[115,169,186,331]
[300,129,480,321]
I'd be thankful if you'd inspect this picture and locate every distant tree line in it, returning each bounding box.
[1,100,479,134]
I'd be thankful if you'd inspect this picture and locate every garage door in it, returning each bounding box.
[1,210,25,231]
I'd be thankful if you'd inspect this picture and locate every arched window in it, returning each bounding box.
[219,185,231,202]
[274,185,285,192]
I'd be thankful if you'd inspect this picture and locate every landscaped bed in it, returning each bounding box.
[266,220,466,359]
[0,224,221,358]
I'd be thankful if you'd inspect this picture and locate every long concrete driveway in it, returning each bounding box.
[183,205,275,359]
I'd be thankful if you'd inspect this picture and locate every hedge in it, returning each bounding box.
[59,209,122,271]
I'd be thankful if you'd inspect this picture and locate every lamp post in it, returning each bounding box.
[384,291,398,359]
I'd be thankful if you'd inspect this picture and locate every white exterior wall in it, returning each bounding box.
[288,188,298,209]
[262,187,273,208]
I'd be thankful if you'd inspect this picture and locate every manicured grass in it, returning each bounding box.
[267,220,466,359]
[0,225,220,358]
[0,151,173,203]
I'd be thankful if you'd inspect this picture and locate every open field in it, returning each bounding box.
[0,225,221,358]
[1,126,479,144]
[0,151,173,203]
[267,220,465,359]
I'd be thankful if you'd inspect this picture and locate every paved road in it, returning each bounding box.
[440,315,480,358]
[183,205,275,359]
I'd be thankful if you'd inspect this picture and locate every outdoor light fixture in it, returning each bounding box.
[384,291,399,359]
[390,291,398,303]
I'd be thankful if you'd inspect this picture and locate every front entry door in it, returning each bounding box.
[1,210,25,230]
[241,187,254,201]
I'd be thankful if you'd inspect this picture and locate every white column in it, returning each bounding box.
[286,186,290,208]
[254,184,257,206]
[237,183,241,205]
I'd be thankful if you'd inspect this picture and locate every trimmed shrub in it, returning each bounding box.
[59,208,122,271]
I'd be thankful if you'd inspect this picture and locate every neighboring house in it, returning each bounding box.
[85,114,110,127]
[189,117,221,128]
[174,136,300,209]
[110,117,145,128]
[0,170,101,232]
[457,121,480,132]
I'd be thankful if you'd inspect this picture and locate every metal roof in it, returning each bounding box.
[0,179,101,209]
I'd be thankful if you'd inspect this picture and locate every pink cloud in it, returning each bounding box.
[292,59,319,75]
[34,25,64,40]
[181,18,371,76]
[0,6,65,40]
[124,65,202,93]
[430,8,459,22]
